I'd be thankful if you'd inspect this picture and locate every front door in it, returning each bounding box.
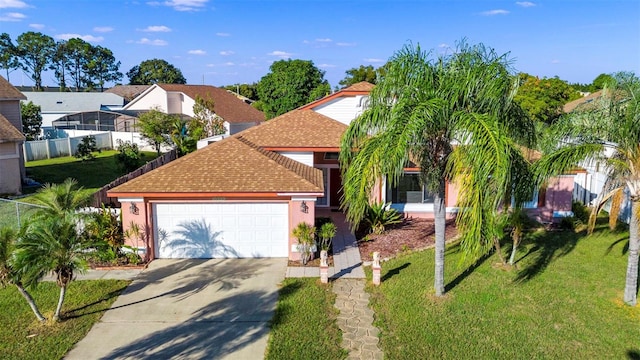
[329,168,342,208]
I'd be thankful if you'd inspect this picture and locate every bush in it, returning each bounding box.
[364,202,403,234]
[318,221,337,253]
[572,201,590,223]
[116,140,144,173]
[75,136,99,161]
[292,222,316,265]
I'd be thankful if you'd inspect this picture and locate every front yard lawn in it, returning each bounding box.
[0,280,129,360]
[25,150,158,192]
[368,227,640,359]
[265,278,347,360]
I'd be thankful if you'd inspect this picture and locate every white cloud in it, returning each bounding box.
[0,12,25,21]
[216,32,230,37]
[136,37,168,46]
[223,62,234,66]
[438,43,450,48]
[551,59,560,64]
[363,58,384,63]
[336,42,356,47]
[93,26,114,33]
[188,49,206,55]
[147,0,208,11]
[55,33,104,42]
[140,25,171,32]
[29,23,44,29]
[316,38,332,43]
[268,50,292,58]
[481,9,509,15]
[318,63,336,68]
[0,0,28,9]
[219,50,234,56]
[516,1,536,7]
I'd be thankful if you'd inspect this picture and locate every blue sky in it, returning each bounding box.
[0,0,638,88]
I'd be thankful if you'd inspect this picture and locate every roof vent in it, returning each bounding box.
[56,101,63,104]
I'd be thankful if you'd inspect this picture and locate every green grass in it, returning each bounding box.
[0,280,129,360]
[25,150,158,192]
[368,226,640,359]
[266,278,347,360]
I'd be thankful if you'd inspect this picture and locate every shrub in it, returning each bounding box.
[75,136,99,161]
[87,206,124,251]
[116,140,144,173]
[364,202,403,234]
[572,201,590,223]
[318,221,337,252]
[292,222,316,265]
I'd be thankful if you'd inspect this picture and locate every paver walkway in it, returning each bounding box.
[286,210,383,359]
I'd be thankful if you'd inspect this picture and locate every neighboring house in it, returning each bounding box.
[0,76,27,194]
[122,84,265,142]
[108,82,577,261]
[105,85,151,103]
[22,91,131,134]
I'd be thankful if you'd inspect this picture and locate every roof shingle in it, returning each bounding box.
[0,76,26,100]
[157,84,265,123]
[107,136,323,195]
[0,114,25,142]
[237,109,348,149]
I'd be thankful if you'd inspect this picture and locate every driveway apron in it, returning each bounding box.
[65,258,286,360]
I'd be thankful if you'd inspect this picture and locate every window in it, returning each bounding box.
[386,173,434,203]
[323,152,339,160]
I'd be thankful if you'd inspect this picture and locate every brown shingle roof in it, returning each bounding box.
[0,114,24,142]
[237,109,348,149]
[157,84,265,123]
[105,85,151,102]
[107,136,323,195]
[563,90,603,113]
[343,81,375,92]
[0,76,26,100]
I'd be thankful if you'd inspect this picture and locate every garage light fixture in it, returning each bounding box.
[129,203,139,215]
[300,201,308,213]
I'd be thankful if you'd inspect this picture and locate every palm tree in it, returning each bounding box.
[30,178,92,217]
[15,214,95,321]
[535,72,640,305]
[0,227,46,322]
[340,41,535,296]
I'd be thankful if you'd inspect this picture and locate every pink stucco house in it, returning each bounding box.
[108,82,578,260]
[0,76,26,195]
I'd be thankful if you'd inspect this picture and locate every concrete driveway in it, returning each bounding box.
[65,258,286,360]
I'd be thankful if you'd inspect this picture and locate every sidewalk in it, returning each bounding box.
[43,268,143,281]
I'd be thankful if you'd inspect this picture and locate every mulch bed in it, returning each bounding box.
[357,218,458,262]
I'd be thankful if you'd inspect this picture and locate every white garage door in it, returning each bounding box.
[153,203,289,258]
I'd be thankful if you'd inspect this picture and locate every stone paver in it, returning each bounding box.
[333,279,383,360]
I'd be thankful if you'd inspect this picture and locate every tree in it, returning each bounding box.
[339,65,378,88]
[223,83,259,101]
[127,59,186,85]
[115,140,144,172]
[21,101,42,140]
[0,226,46,322]
[74,136,99,161]
[15,32,56,91]
[514,73,582,125]
[591,73,615,90]
[86,45,122,91]
[170,118,196,156]
[65,38,93,91]
[535,72,640,305]
[0,33,20,82]
[191,95,225,139]
[340,42,535,296]
[49,40,70,91]
[137,109,178,155]
[257,59,330,119]
[14,179,95,321]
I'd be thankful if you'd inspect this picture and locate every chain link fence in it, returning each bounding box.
[0,198,46,231]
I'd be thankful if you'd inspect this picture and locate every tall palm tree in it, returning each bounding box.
[340,41,535,296]
[535,72,640,305]
[15,214,95,321]
[0,227,46,322]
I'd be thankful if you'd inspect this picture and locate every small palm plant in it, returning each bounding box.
[364,202,403,235]
[0,226,46,322]
[292,222,316,265]
[318,222,337,252]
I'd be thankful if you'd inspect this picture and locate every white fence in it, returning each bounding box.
[23,130,166,161]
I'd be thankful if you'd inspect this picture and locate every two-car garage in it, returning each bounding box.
[152,202,289,259]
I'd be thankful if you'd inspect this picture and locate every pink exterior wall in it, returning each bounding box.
[537,176,575,223]
[289,199,316,261]
[120,200,150,259]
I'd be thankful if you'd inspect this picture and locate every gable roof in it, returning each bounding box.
[107,136,323,196]
[563,90,603,113]
[157,84,265,123]
[236,109,348,149]
[23,92,124,112]
[300,81,374,110]
[105,85,151,102]
[0,114,25,142]
[0,76,26,100]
